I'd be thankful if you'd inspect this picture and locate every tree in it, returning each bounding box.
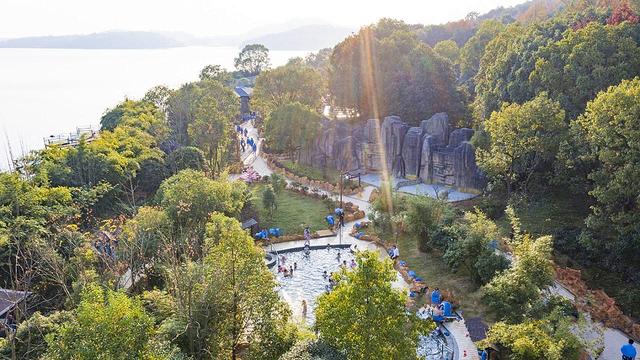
[204,216,294,359]
[120,206,171,285]
[484,318,581,360]
[253,63,324,117]
[404,196,451,252]
[166,146,206,174]
[477,93,566,195]
[269,173,286,195]
[483,208,555,322]
[458,20,504,88]
[199,64,231,83]
[573,77,640,275]
[143,85,173,114]
[234,44,270,76]
[263,102,321,162]
[99,99,166,137]
[262,185,277,220]
[187,81,239,178]
[530,22,640,118]
[315,251,430,360]
[330,21,468,124]
[433,39,460,63]
[44,284,161,359]
[444,210,508,284]
[156,170,248,239]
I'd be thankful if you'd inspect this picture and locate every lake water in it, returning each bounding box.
[0,46,310,169]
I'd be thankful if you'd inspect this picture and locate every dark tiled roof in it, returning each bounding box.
[234,86,253,98]
[241,218,258,229]
[0,289,31,317]
[466,317,489,342]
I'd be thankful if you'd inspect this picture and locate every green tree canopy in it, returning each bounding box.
[573,77,640,274]
[315,251,430,360]
[477,93,567,194]
[263,102,322,162]
[199,64,231,83]
[483,208,555,322]
[156,170,248,233]
[253,62,325,117]
[458,20,505,87]
[44,284,161,359]
[166,146,206,174]
[204,215,294,359]
[433,39,460,63]
[330,20,468,125]
[234,44,270,76]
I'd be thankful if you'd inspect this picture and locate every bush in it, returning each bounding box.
[279,339,345,360]
[404,196,453,252]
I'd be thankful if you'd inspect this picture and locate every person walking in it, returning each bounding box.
[622,339,637,360]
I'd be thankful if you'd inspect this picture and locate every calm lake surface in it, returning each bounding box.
[0,46,310,169]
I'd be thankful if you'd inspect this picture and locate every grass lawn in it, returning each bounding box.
[494,190,590,238]
[384,230,493,321]
[250,183,332,235]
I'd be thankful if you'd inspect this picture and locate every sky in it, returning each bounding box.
[0,0,527,38]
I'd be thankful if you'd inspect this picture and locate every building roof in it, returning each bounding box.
[465,317,489,342]
[234,86,253,98]
[0,289,31,317]
[241,218,258,229]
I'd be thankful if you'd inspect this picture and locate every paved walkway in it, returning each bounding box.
[360,173,478,202]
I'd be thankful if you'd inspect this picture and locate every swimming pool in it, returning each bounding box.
[270,245,454,360]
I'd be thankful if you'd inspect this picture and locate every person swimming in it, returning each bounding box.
[322,270,328,279]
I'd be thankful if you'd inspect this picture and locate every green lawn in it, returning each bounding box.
[251,183,332,235]
[389,231,493,321]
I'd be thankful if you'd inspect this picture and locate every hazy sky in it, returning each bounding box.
[1,0,526,38]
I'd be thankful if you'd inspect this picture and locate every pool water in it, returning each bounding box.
[271,246,454,360]
[272,247,354,324]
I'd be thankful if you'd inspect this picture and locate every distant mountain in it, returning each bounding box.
[0,31,187,49]
[241,25,355,50]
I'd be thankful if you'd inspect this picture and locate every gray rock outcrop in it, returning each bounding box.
[297,112,485,192]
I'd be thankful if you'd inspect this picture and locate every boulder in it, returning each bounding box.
[448,128,475,147]
[421,113,450,146]
[419,135,435,183]
[401,127,423,178]
[381,116,406,172]
[453,142,486,192]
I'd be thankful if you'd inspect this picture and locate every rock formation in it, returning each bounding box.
[299,113,486,193]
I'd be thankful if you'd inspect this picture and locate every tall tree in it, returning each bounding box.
[477,93,566,194]
[234,44,270,76]
[204,216,294,359]
[263,102,321,162]
[483,207,555,322]
[433,39,460,63]
[330,20,468,125]
[573,77,640,275]
[44,284,164,359]
[199,64,232,83]
[187,81,238,177]
[253,63,324,117]
[315,251,429,360]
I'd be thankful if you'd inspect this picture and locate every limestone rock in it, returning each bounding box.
[401,127,423,178]
[419,135,435,183]
[448,128,474,147]
[453,142,486,191]
[421,113,450,146]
